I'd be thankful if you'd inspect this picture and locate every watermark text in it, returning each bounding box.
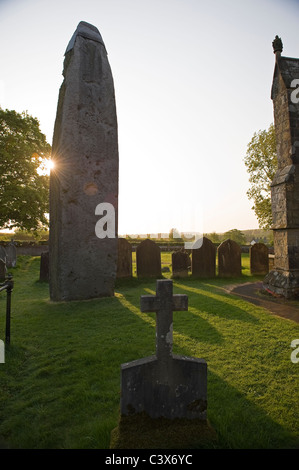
[0,340,4,363]
[291,339,299,363]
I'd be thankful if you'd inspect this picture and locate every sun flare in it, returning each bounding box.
[46,159,55,173]
[38,158,55,176]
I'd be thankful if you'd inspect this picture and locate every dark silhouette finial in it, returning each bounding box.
[272,35,283,54]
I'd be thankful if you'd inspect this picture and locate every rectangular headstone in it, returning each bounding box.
[172,249,190,278]
[40,251,49,282]
[49,21,118,301]
[117,238,132,278]
[120,280,207,420]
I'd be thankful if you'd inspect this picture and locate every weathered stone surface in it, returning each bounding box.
[120,280,207,420]
[0,246,6,264]
[117,238,132,278]
[191,237,216,277]
[264,270,299,298]
[136,239,161,278]
[6,241,17,268]
[40,252,49,282]
[250,243,269,275]
[49,21,118,301]
[172,249,190,278]
[264,39,299,297]
[218,239,241,277]
[0,259,6,281]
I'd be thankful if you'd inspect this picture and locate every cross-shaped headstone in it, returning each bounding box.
[140,279,188,362]
[120,279,208,420]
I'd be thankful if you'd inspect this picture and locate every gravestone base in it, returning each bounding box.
[110,413,217,449]
[263,270,299,299]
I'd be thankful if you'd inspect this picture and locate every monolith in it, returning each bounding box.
[49,21,118,301]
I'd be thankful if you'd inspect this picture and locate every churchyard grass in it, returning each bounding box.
[0,254,298,449]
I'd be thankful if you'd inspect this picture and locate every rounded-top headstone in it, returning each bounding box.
[192,237,216,278]
[218,239,241,277]
[136,239,161,278]
[250,242,269,275]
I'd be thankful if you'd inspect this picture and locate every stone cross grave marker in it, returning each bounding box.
[141,279,188,362]
[120,279,207,420]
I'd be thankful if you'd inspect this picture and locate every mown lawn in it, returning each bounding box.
[0,254,298,449]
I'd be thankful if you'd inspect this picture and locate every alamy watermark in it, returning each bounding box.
[95,203,116,239]
[0,340,4,364]
[291,79,299,104]
[290,339,299,364]
[94,203,203,249]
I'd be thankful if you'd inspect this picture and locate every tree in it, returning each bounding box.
[204,232,221,243]
[244,123,277,229]
[223,228,246,245]
[0,108,51,232]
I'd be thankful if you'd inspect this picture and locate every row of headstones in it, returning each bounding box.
[0,243,17,281]
[117,237,270,278]
[39,237,269,281]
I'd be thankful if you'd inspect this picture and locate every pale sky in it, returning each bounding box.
[1,0,299,235]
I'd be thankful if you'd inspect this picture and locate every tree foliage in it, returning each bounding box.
[223,228,246,245]
[0,108,51,232]
[244,123,277,229]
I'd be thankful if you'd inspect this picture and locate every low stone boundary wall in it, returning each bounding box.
[16,245,49,256]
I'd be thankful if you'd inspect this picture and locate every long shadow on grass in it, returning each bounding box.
[115,286,223,348]
[207,368,298,449]
[4,275,297,449]
[174,281,259,324]
[114,291,297,448]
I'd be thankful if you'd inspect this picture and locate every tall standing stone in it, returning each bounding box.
[49,22,118,301]
[264,36,299,298]
[218,239,241,277]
